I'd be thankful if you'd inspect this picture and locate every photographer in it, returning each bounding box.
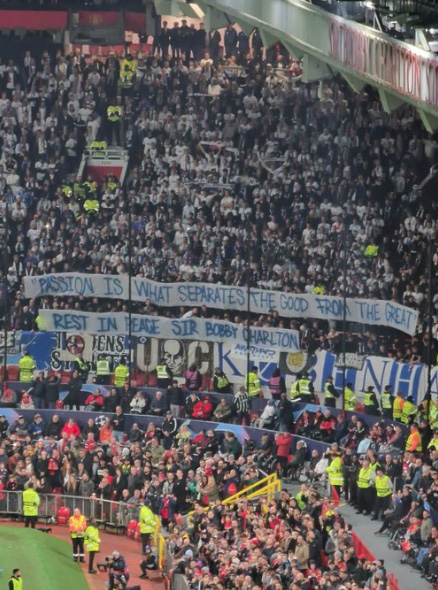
[106,550,130,590]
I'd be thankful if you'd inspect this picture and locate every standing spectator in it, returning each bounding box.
[162,411,178,450]
[112,406,125,442]
[233,386,250,425]
[29,372,46,410]
[66,371,82,411]
[159,21,171,57]
[168,380,184,418]
[46,373,60,410]
[275,431,292,476]
[224,24,237,58]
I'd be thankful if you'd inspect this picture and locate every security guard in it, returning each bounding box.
[297,372,314,403]
[393,391,405,422]
[245,365,261,398]
[139,499,156,555]
[114,358,130,388]
[405,422,422,452]
[69,507,87,562]
[430,398,438,430]
[401,395,417,424]
[356,458,375,515]
[8,569,22,590]
[62,185,72,198]
[83,196,100,218]
[121,53,137,75]
[74,353,90,383]
[325,446,344,499]
[96,353,111,385]
[363,386,380,416]
[381,385,394,419]
[323,376,339,408]
[156,360,173,388]
[90,140,107,157]
[372,466,392,520]
[19,351,36,382]
[106,103,122,145]
[84,517,101,574]
[344,382,357,411]
[22,482,40,528]
[289,377,301,401]
[364,243,379,257]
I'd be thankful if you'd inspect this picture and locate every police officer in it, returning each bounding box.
[380,385,394,419]
[245,365,261,398]
[323,376,339,408]
[363,386,380,416]
[372,466,392,520]
[22,482,40,528]
[356,458,375,515]
[8,569,22,590]
[84,517,101,574]
[344,382,357,411]
[18,351,36,382]
[297,372,314,403]
[156,359,173,388]
[114,358,130,388]
[74,352,90,383]
[69,507,87,562]
[96,353,111,385]
[139,498,155,555]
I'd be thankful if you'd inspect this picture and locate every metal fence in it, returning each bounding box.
[0,490,140,527]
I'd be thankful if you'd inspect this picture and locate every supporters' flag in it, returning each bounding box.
[331,485,340,506]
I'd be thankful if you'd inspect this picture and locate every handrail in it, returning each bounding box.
[222,473,281,505]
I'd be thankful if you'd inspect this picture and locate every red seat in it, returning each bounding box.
[7,366,19,381]
[146,373,156,387]
[57,506,70,525]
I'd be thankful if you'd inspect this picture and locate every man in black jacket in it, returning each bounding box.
[67,371,82,411]
[168,380,184,418]
[30,371,46,409]
[162,411,178,450]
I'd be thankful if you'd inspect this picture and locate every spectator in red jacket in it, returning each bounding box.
[320,410,337,443]
[61,418,81,439]
[275,432,292,476]
[84,389,104,411]
[192,396,213,420]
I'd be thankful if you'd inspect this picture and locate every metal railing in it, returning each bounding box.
[222,473,281,505]
[0,490,140,527]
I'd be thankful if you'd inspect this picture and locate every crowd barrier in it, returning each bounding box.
[0,490,140,527]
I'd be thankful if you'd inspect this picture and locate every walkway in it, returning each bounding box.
[0,519,164,590]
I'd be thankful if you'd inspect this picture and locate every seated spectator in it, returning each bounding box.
[19,391,34,410]
[99,418,114,444]
[213,398,233,422]
[104,388,120,413]
[192,395,213,420]
[61,418,81,439]
[185,392,200,418]
[130,391,147,414]
[84,389,104,411]
[150,391,167,416]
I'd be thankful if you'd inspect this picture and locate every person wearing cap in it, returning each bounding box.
[213,367,231,394]
[96,353,111,385]
[107,550,129,589]
[363,386,380,416]
[18,350,36,383]
[84,517,101,574]
[401,395,417,424]
[245,365,261,398]
[323,376,339,408]
[343,382,357,411]
[380,385,394,419]
[297,372,314,403]
[356,458,375,515]
[372,466,393,520]
[139,499,156,555]
[393,390,405,422]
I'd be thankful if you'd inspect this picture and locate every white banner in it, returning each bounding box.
[25,273,418,335]
[38,310,300,353]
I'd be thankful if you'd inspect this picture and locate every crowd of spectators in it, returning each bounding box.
[0,23,437,363]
